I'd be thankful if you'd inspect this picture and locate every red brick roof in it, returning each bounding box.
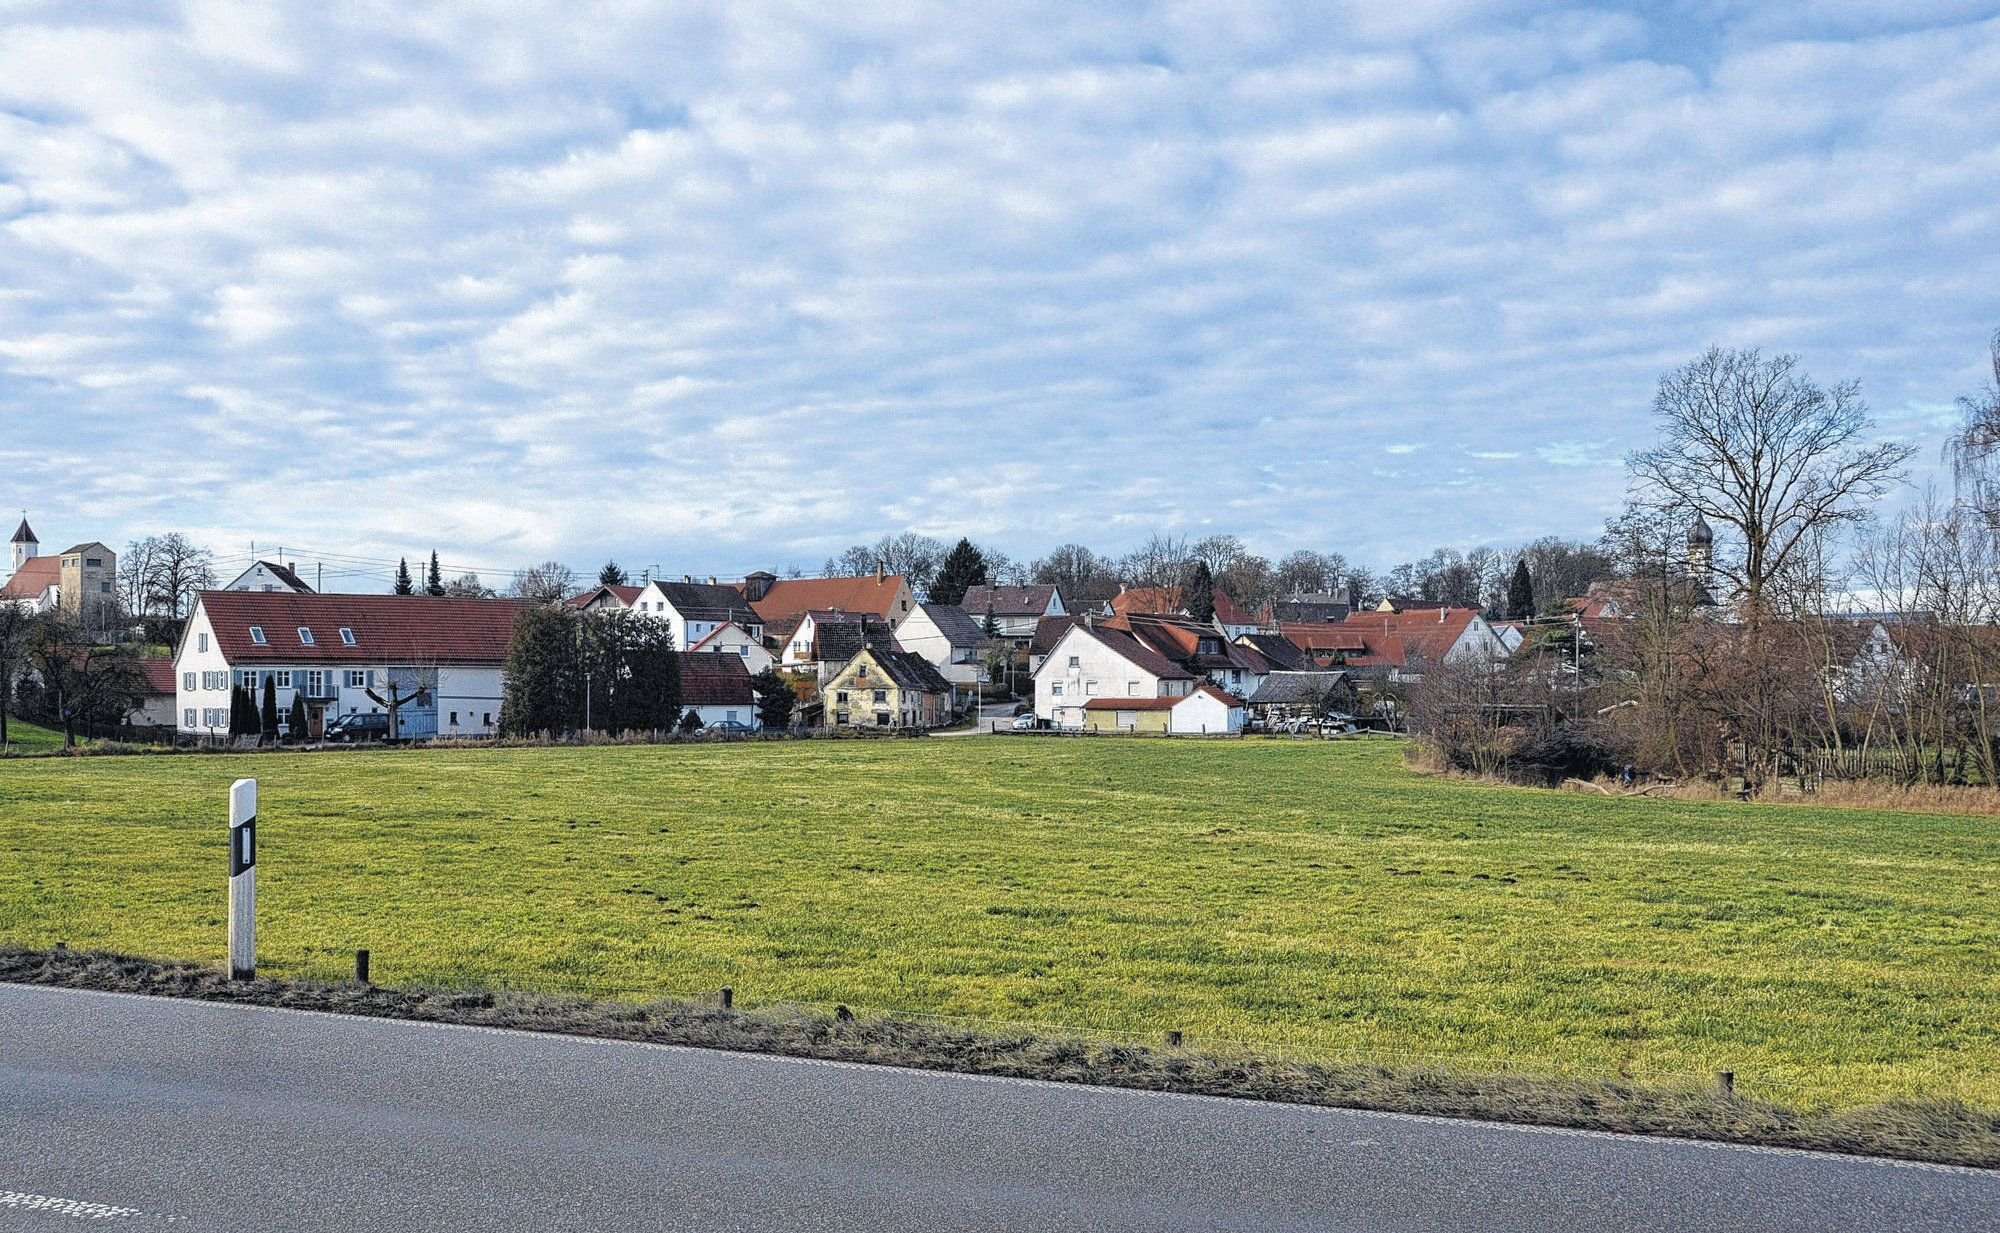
[142,659,177,695]
[191,592,533,664]
[1283,608,1485,669]
[1109,586,1255,627]
[744,574,909,623]
[677,651,755,707]
[0,555,58,601]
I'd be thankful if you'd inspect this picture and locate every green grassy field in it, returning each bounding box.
[1,719,71,754]
[2,737,1994,1108]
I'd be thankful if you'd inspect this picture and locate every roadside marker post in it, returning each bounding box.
[228,778,257,981]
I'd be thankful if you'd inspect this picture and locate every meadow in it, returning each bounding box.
[1,737,1994,1109]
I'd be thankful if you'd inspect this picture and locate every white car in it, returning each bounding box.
[1011,713,1039,731]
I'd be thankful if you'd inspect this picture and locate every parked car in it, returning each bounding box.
[324,712,391,743]
[709,719,756,734]
[1011,713,1039,731]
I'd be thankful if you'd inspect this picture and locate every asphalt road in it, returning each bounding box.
[2,984,1993,1232]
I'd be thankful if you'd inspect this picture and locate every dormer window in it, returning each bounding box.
[297,627,315,646]
[339,628,356,646]
[248,626,267,645]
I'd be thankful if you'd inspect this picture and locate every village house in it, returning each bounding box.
[1105,584,1263,638]
[894,601,988,691]
[1033,619,1198,729]
[959,584,1066,640]
[630,577,765,654]
[1113,611,1283,698]
[1081,683,1246,735]
[1282,606,1508,682]
[821,645,955,728]
[1244,670,1356,726]
[173,591,529,741]
[676,651,761,729]
[564,583,643,612]
[740,567,915,626]
[1027,614,1079,675]
[223,560,315,593]
[775,609,898,678]
[687,620,775,674]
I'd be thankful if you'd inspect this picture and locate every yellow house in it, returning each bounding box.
[1081,696,1176,734]
[822,646,955,729]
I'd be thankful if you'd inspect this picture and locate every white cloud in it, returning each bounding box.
[0,2,1995,577]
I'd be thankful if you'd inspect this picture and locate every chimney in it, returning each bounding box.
[707,576,717,586]
[1439,607,1446,624]
[683,574,693,584]
[875,559,885,582]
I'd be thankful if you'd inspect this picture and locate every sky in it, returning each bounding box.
[2,1,1998,589]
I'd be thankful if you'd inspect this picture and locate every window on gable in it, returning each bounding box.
[339,627,357,646]
[198,633,208,653]
[298,627,315,646]
[248,626,267,645]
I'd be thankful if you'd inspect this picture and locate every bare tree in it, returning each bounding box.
[1121,532,1192,589]
[0,602,30,746]
[1628,347,1914,614]
[1032,543,1120,605]
[443,572,495,598]
[1272,550,1347,596]
[510,560,576,606]
[1946,328,2000,528]
[25,613,148,748]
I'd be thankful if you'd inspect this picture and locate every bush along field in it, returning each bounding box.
[1,738,1996,1119]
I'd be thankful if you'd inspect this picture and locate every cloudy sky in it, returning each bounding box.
[2,1,1997,587]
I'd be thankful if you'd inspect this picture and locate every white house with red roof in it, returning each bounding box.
[1033,618,1199,729]
[686,620,774,674]
[630,578,765,654]
[174,591,530,740]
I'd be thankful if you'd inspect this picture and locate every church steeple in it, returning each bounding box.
[1686,513,1713,587]
[10,515,35,573]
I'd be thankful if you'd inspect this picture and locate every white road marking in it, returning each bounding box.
[12,982,1997,1181]
[0,1190,169,1222]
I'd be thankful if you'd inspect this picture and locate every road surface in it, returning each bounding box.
[2,983,1992,1231]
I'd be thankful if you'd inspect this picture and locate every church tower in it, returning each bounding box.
[1686,513,1713,588]
[10,516,35,573]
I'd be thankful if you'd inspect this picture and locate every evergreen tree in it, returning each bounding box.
[393,558,415,595]
[982,603,999,637]
[607,611,681,734]
[678,708,703,733]
[260,675,279,745]
[1185,561,1216,624]
[929,538,989,606]
[228,684,252,737]
[286,692,309,742]
[751,667,795,730]
[598,561,628,587]
[426,550,446,597]
[500,607,583,736]
[1506,558,1535,621]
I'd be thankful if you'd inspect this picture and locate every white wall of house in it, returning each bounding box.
[894,608,981,686]
[686,703,760,729]
[1445,614,1510,663]
[224,562,308,593]
[688,621,774,674]
[1171,690,1245,735]
[1033,626,1190,729]
[174,604,504,739]
[631,581,764,655]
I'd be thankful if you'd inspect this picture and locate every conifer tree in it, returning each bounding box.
[393,558,415,595]
[929,538,989,606]
[286,691,309,742]
[751,667,796,730]
[1506,558,1535,621]
[426,550,446,597]
[598,561,628,587]
[1185,561,1216,624]
[260,675,279,745]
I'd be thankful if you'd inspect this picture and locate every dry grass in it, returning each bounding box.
[5,944,1993,1169]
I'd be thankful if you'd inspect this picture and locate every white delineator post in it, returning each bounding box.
[228,778,257,980]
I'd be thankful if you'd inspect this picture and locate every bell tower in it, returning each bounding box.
[10,515,35,573]
[1686,514,1714,588]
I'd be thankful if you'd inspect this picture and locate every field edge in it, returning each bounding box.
[6,944,1994,1170]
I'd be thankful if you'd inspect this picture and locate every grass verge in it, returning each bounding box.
[6,944,1993,1169]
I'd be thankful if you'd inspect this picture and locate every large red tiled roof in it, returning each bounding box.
[0,555,58,600]
[564,584,643,609]
[191,592,533,664]
[745,574,909,623]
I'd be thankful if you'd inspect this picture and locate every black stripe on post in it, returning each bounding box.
[230,816,256,876]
